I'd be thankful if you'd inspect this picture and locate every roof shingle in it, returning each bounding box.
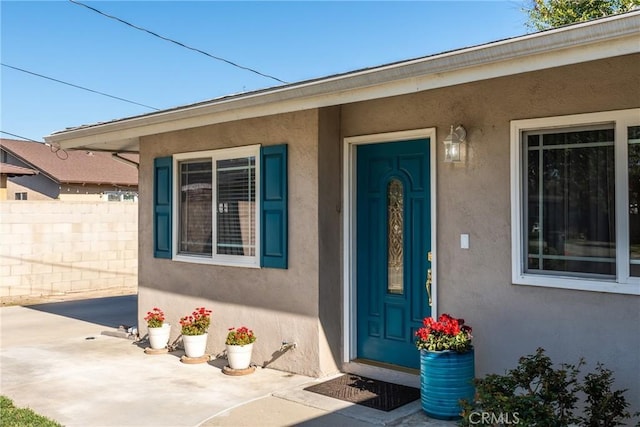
[0,139,138,186]
[0,162,38,176]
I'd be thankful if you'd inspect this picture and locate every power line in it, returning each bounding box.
[68,0,288,85]
[1,63,160,110]
[0,131,69,159]
[0,131,44,143]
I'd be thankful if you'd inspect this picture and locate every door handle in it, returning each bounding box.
[425,251,433,307]
[425,268,433,307]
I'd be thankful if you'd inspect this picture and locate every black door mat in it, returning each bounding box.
[304,374,420,412]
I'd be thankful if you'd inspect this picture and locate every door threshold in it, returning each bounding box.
[343,359,420,388]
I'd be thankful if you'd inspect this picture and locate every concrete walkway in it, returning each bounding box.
[0,296,454,427]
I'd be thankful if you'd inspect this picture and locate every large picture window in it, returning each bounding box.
[511,109,639,294]
[175,146,259,266]
[525,126,615,277]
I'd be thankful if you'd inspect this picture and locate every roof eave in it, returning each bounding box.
[59,180,138,186]
[45,11,640,152]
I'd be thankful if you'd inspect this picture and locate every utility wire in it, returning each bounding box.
[1,63,159,110]
[1,131,69,159]
[68,0,288,85]
[0,131,44,143]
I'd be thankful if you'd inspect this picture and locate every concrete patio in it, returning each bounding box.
[0,295,455,426]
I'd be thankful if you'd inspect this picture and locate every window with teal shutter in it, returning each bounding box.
[153,144,288,269]
[153,156,172,258]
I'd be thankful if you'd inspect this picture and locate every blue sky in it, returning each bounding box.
[1,1,528,143]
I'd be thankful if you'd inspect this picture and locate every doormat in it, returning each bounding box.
[304,374,420,412]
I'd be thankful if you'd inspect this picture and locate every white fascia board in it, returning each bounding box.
[46,12,640,151]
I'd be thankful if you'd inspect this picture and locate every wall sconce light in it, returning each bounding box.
[443,125,467,163]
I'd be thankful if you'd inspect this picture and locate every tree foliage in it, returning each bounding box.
[523,0,640,30]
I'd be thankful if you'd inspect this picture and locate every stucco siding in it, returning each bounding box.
[317,106,343,375]
[8,173,58,200]
[5,180,53,200]
[138,110,326,376]
[133,54,639,403]
[340,54,640,409]
[2,152,58,199]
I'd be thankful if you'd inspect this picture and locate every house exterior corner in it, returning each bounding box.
[46,15,640,416]
[137,109,339,377]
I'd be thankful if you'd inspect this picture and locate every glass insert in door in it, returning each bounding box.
[387,179,404,294]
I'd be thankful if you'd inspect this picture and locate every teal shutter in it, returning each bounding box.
[260,144,288,268]
[154,156,172,259]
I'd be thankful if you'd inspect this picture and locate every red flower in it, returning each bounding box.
[225,326,256,346]
[180,307,212,336]
[144,307,165,328]
[415,313,473,353]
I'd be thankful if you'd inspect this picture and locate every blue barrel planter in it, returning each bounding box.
[420,349,475,420]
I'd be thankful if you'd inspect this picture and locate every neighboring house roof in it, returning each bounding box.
[45,10,640,153]
[0,138,138,186]
[0,162,38,177]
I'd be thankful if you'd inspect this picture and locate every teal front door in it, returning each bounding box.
[356,139,432,369]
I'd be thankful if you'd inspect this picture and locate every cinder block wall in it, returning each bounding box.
[0,201,138,300]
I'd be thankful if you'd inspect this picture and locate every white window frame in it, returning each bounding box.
[173,145,261,268]
[103,191,138,202]
[511,109,640,295]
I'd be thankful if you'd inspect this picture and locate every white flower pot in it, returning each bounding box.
[226,343,254,370]
[182,333,208,358]
[148,323,171,349]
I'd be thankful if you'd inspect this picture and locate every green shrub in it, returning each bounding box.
[579,363,635,427]
[459,348,636,427]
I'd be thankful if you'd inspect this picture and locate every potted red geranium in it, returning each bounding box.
[225,326,256,370]
[144,307,171,350]
[415,314,475,420]
[415,313,473,353]
[179,307,212,358]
